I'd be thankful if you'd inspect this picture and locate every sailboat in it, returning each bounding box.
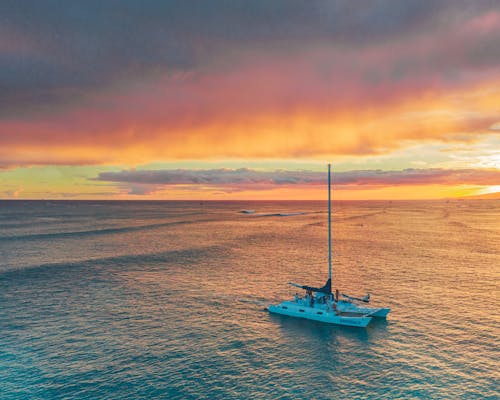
[268,164,390,327]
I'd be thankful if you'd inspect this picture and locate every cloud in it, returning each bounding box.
[490,122,500,131]
[1,1,500,166]
[1,74,499,167]
[1,0,472,115]
[94,167,500,194]
[96,168,322,185]
[2,1,499,117]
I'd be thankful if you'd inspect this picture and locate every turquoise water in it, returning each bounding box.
[1,200,498,399]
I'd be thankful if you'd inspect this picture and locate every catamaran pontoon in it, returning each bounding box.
[268,164,390,327]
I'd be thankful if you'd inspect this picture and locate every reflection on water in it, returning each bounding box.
[0,200,498,399]
[271,312,372,341]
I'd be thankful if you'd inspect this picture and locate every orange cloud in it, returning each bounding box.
[2,75,499,168]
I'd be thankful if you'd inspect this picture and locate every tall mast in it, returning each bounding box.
[328,163,332,281]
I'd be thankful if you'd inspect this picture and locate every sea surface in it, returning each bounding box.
[0,200,498,399]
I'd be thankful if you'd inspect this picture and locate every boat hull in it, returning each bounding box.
[268,302,372,328]
[335,300,390,318]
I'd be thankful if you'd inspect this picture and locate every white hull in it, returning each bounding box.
[336,300,390,318]
[268,301,372,328]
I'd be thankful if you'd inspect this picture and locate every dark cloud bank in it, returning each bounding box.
[1,0,499,115]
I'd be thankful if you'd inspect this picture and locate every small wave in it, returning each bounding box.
[306,211,384,226]
[238,298,270,308]
[448,221,468,228]
[250,212,307,217]
[0,244,228,276]
[341,211,385,221]
[0,218,217,242]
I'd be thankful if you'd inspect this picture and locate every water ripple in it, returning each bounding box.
[1,200,498,399]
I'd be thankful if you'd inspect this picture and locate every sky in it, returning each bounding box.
[1,0,499,200]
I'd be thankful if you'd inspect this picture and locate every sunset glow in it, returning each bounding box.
[1,1,499,199]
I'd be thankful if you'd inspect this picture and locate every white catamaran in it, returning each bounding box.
[268,164,390,328]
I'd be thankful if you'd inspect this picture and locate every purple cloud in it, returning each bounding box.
[1,1,499,116]
[94,168,500,194]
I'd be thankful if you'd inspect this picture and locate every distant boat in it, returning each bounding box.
[268,164,390,328]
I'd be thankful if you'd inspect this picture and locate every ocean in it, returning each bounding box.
[0,200,498,399]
